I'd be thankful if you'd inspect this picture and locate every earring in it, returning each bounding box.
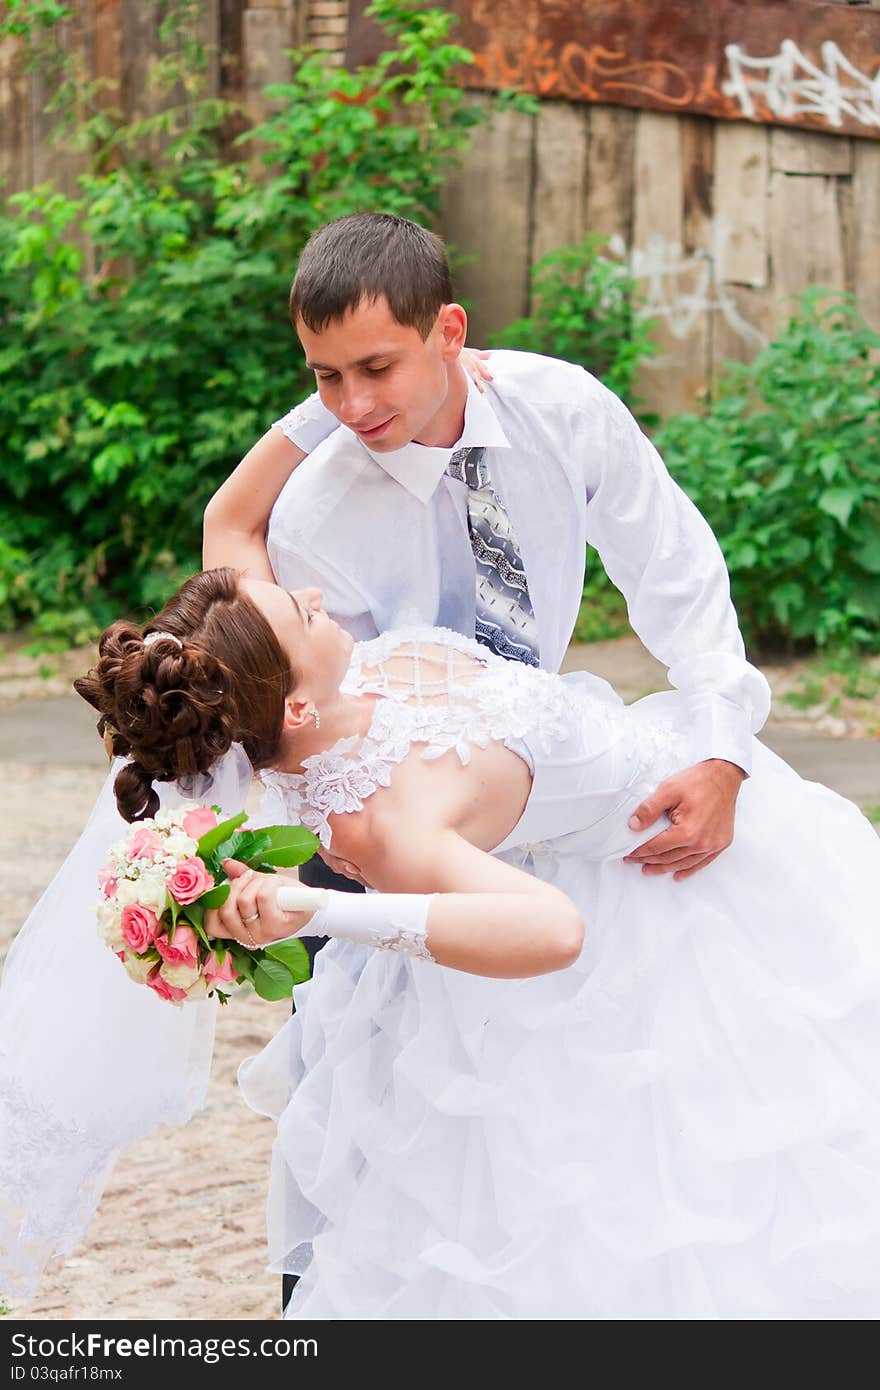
[311,708,321,730]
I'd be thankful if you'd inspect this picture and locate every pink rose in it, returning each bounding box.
[203,950,238,986]
[98,867,118,898]
[147,969,187,1004]
[167,856,214,905]
[182,807,218,840]
[129,828,163,860]
[120,903,160,953]
[154,923,200,970]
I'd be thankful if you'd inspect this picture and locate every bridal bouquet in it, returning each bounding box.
[96,805,320,1005]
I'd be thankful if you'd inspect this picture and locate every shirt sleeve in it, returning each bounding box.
[272,392,339,454]
[575,378,771,775]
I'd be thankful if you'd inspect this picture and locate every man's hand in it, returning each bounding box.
[319,848,372,889]
[623,759,746,881]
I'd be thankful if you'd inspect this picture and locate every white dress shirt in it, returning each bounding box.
[268,350,770,774]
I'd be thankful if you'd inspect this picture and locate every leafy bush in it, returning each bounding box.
[488,235,656,409]
[656,291,880,653]
[0,0,485,633]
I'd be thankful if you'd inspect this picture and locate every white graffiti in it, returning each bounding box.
[607,226,768,354]
[723,39,880,131]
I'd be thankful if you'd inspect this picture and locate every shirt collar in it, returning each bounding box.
[359,375,511,503]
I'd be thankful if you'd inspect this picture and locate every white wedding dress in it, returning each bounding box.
[239,626,880,1321]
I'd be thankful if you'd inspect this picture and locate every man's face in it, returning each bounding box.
[296,295,457,451]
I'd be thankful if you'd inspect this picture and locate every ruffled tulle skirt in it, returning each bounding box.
[239,740,880,1319]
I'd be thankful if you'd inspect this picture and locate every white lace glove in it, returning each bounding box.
[276,884,435,962]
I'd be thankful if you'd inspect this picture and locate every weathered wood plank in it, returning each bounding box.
[768,169,847,333]
[631,111,711,416]
[584,103,635,245]
[770,126,852,175]
[0,36,31,196]
[121,0,163,126]
[93,0,123,118]
[711,282,772,380]
[196,0,221,100]
[681,113,713,255]
[713,121,769,287]
[532,99,587,264]
[442,96,534,347]
[31,18,84,194]
[852,138,880,330]
[243,8,297,126]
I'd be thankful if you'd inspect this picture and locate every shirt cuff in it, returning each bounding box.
[272,395,337,454]
[686,695,755,777]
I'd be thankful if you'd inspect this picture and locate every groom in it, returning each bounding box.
[204,211,769,1309]
[205,211,769,882]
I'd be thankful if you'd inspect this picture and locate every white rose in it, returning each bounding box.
[116,874,166,915]
[159,961,202,990]
[162,830,198,859]
[98,899,125,950]
[121,953,158,985]
[114,878,141,906]
[183,976,210,1001]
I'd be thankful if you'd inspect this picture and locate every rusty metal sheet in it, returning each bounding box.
[346,0,880,140]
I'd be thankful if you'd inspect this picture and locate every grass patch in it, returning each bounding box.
[781,677,826,710]
[862,804,880,825]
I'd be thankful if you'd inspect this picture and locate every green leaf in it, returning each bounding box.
[198,883,231,909]
[256,825,320,867]
[853,534,880,575]
[228,945,255,982]
[252,957,295,1001]
[196,812,249,859]
[264,936,311,985]
[818,488,859,529]
[233,829,271,864]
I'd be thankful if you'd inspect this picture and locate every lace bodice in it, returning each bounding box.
[261,627,582,849]
[259,626,689,856]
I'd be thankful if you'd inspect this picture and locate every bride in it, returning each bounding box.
[4,565,880,1319]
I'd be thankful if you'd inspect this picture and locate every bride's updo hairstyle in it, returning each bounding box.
[74,567,293,821]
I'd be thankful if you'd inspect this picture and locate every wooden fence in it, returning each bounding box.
[1,1,879,415]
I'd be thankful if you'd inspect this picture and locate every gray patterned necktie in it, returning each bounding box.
[447,445,540,667]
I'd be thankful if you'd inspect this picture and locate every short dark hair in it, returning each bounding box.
[289,213,453,338]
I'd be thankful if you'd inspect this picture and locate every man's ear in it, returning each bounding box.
[436,303,468,359]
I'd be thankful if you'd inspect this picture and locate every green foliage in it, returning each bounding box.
[488,236,656,409]
[1,0,486,631]
[574,551,631,645]
[656,291,880,654]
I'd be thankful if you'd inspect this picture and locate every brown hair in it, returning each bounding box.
[74,568,293,822]
[289,212,453,338]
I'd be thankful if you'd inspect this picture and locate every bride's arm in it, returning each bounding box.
[360,825,584,978]
[202,426,312,581]
[209,826,584,980]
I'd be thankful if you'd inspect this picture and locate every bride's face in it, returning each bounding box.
[240,578,353,699]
